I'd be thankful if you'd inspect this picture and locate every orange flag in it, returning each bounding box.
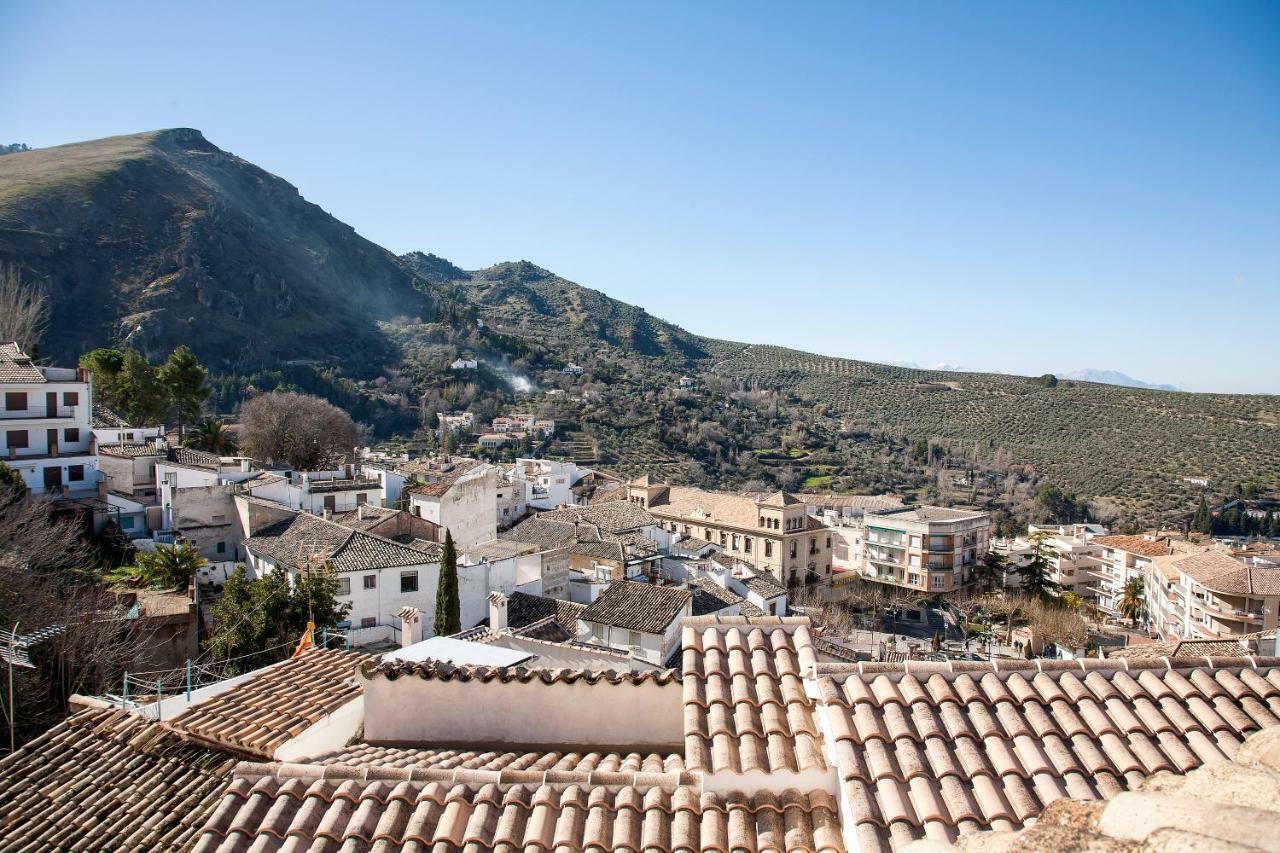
[292,620,316,658]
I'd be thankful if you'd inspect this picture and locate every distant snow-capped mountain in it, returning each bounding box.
[1061,369,1177,391]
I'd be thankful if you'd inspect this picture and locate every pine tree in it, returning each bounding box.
[1191,494,1212,534]
[115,349,169,426]
[433,530,460,637]
[159,345,210,439]
[1014,533,1061,602]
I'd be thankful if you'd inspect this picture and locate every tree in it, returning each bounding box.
[1015,533,1062,602]
[185,418,238,455]
[433,530,460,637]
[0,261,49,354]
[973,551,1008,593]
[207,564,348,673]
[115,349,169,426]
[1190,494,1212,534]
[239,391,361,470]
[1118,577,1145,629]
[0,460,26,499]
[109,541,206,589]
[79,348,126,409]
[159,345,210,438]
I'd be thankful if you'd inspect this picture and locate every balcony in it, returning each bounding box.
[0,404,83,421]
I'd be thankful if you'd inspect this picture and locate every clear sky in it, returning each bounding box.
[3,2,1278,393]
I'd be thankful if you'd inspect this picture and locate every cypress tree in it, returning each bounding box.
[433,530,460,637]
[1191,494,1211,534]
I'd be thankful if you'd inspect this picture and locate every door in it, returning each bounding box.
[46,392,57,418]
[43,466,62,492]
[47,429,58,457]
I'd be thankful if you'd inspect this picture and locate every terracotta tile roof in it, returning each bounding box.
[646,485,765,529]
[688,576,753,616]
[816,657,1280,852]
[1092,534,1172,558]
[166,648,376,759]
[1110,638,1250,660]
[797,493,906,511]
[98,439,166,458]
[92,402,132,428]
[921,725,1280,853]
[741,571,788,599]
[302,743,687,773]
[0,707,235,851]
[403,458,487,498]
[363,658,680,686]
[579,579,691,633]
[1171,549,1280,596]
[190,763,845,853]
[681,616,827,775]
[0,341,45,382]
[169,446,223,470]
[244,512,442,573]
[537,500,658,533]
[506,590,586,633]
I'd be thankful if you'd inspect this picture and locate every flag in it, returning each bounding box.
[292,620,316,658]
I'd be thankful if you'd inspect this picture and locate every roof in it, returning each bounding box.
[244,512,441,573]
[402,458,487,498]
[168,446,223,470]
[1170,549,1280,596]
[301,743,687,773]
[687,576,751,616]
[507,590,586,633]
[330,503,400,530]
[362,658,679,686]
[915,725,1280,853]
[92,402,131,428]
[0,341,45,382]
[0,707,235,851]
[1092,534,1172,558]
[797,493,906,511]
[190,763,844,853]
[681,616,827,775]
[97,439,166,458]
[741,571,788,599]
[1110,637,1249,660]
[166,648,376,758]
[536,500,658,533]
[758,490,803,508]
[578,580,691,633]
[303,476,380,493]
[816,656,1280,852]
[643,484,770,529]
[865,505,987,524]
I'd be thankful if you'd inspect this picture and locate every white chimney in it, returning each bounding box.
[398,606,422,647]
[488,592,509,632]
[322,509,333,521]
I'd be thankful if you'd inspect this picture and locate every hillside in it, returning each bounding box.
[0,129,432,372]
[1,128,1275,526]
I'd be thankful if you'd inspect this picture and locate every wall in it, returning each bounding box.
[168,484,239,561]
[360,671,683,750]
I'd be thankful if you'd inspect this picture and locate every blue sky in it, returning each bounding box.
[3,2,1278,393]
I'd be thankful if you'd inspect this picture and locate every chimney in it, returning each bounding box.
[357,504,366,521]
[240,459,252,473]
[323,509,333,521]
[488,592,509,632]
[398,607,423,647]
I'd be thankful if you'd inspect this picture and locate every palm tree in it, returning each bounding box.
[109,541,207,589]
[185,418,238,455]
[1118,578,1145,629]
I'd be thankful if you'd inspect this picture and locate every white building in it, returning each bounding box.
[450,358,478,371]
[90,403,164,446]
[576,579,692,665]
[996,523,1108,599]
[245,467,382,516]
[1086,534,1173,619]
[1146,549,1280,641]
[508,457,586,510]
[406,459,498,550]
[0,343,99,496]
[561,363,584,376]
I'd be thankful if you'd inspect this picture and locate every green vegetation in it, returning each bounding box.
[108,541,206,589]
[434,531,460,637]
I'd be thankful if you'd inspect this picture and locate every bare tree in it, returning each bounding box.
[0,262,49,354]
[239,391,362,470]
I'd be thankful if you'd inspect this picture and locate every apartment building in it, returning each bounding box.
[0,342,99,496]
[996,523,1108,600]
[625,476,832,587]
[1146,549,1280,640]
[859,505,990,593]
[1086,534,1173,617]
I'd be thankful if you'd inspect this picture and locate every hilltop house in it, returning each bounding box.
[449,357,477,370]
[0,342,100,496]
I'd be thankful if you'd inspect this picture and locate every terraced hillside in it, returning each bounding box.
[710,345,1279,520]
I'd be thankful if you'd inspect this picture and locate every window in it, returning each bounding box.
[68,464,85,481]
[809,537,817,555]
[789,541,797,559]
[323,495,336,512]
[765,541,773,558]
[4,392,26,411]
[628,631,641,648]
[6,429,28,449]
[758,517,765,527]
[744,537,752,553]
[910,534,922,549]
[356,493,368,505]
[121,516,135,529]
[215,541,226,554]
[64,428,80,443]
[337,577,351,595]
[401,571,419,593]
[63,392,79,407]
[363,574,377,589]
[361,616,377,629]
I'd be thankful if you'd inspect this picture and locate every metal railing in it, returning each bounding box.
[0,404,83,420]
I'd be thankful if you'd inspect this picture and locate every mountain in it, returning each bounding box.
[0,129,432,373]
[1060,369,1177,392]
[1,129,1276,526]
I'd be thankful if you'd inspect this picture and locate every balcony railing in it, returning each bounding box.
[0,404,83,420]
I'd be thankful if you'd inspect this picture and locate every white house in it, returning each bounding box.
[91,403,164,446]
[406,460,497,550]
[450,358,478,371]
[561,363,584,376]
[154,448,261,559]
[508,457,585,510]
[0,342,100,496]
[245,467,382,515]
[576,579,692,665]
